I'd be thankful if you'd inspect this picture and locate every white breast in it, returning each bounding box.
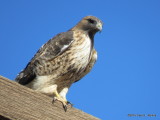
[71,34,91,67]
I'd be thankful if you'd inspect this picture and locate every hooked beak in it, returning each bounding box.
[96,22,103,31]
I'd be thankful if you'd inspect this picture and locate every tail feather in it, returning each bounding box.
[15,69,36,85]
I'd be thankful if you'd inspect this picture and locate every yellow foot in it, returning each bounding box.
[52,91,73,112]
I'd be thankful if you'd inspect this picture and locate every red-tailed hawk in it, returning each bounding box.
[15,16,103,111]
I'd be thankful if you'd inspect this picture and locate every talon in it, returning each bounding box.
[63,104,68,112]
[67,101,73,108]
[51,90,72,112]
[52,97,57,104]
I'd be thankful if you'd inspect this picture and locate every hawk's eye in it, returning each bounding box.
[88,19,95,24]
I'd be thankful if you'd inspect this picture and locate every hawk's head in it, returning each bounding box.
[73,16,103,35]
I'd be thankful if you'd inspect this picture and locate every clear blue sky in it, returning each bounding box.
[0,0,160,120]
